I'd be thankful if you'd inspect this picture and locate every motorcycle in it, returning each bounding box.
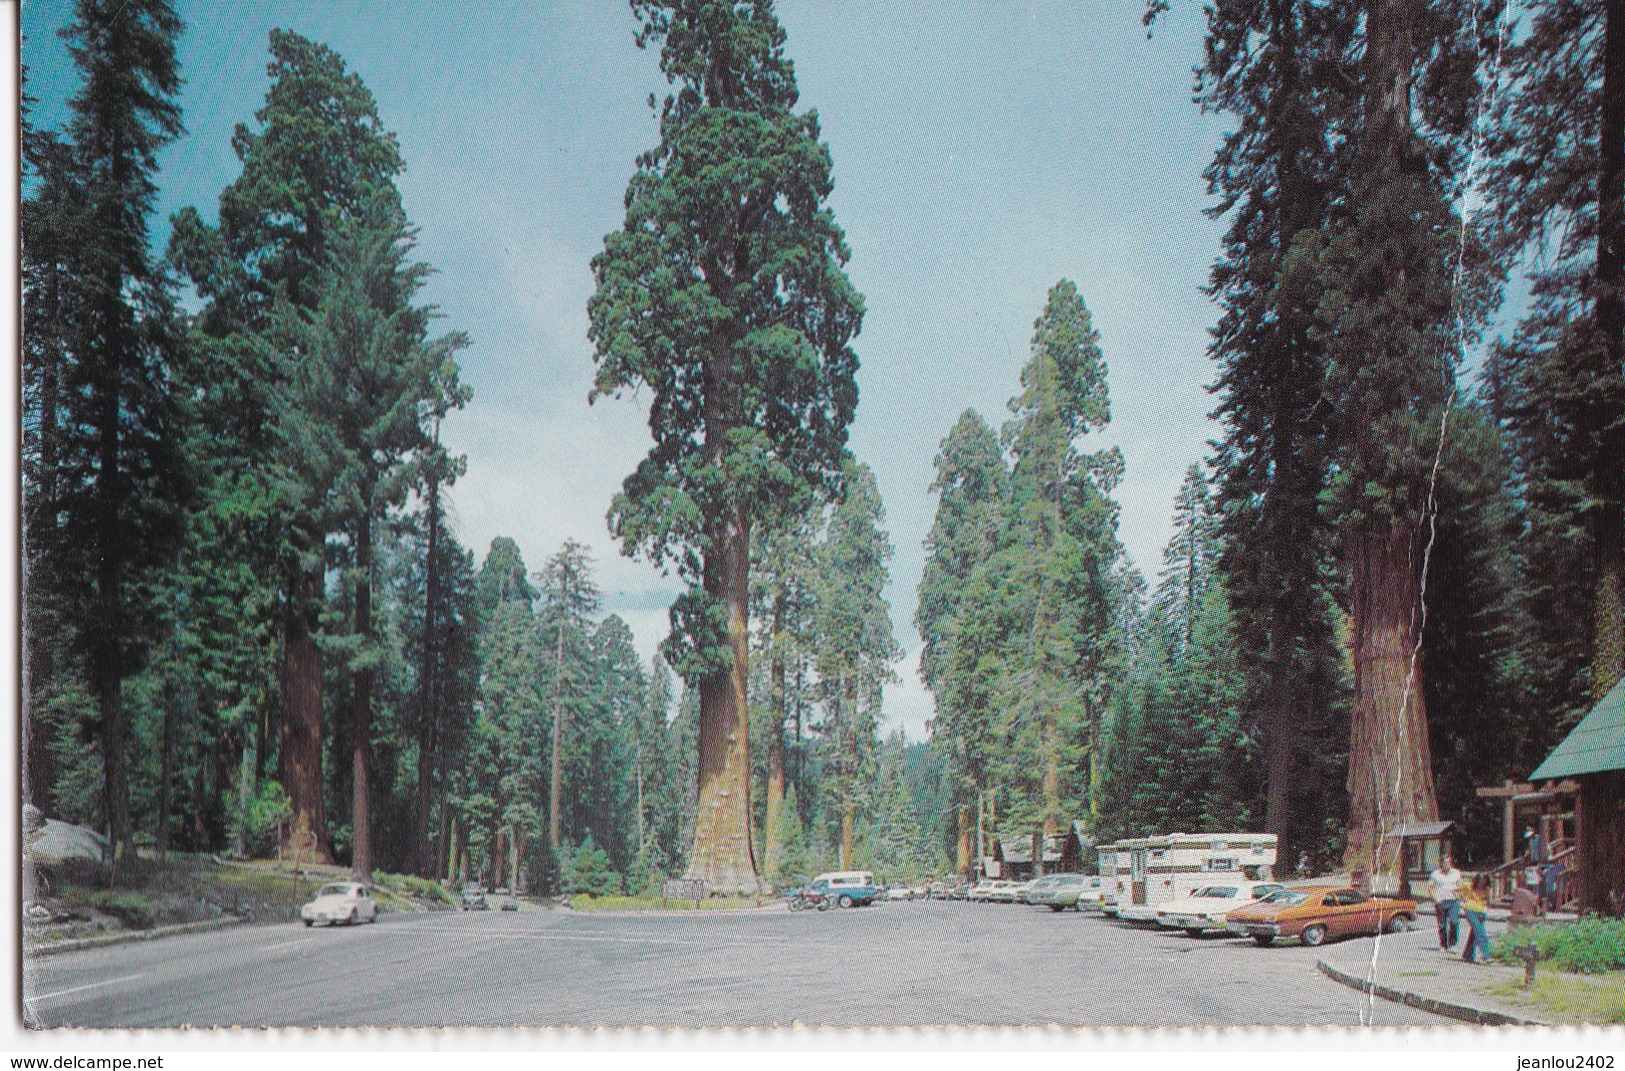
[786,887,833,912]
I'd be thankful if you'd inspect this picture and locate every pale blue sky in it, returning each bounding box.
[22,0,1231,738]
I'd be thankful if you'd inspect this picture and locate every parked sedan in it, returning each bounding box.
[1155,882,1284,935]
[301,881,379,927]
[461,887,488,911]
[1223,885,1417,946]
[1073,876,1107,911]
[1025,873,1095,912]
[986,880,1023,903]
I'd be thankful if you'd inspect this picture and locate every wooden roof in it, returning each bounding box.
[1530,677,1625,780]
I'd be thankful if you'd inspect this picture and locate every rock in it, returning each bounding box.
[27,818,109,863]
[22,804,45,834]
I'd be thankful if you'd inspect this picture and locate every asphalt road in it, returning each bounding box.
[23,899,1451,1029]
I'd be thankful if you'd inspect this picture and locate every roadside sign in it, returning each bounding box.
[662,877,704,907]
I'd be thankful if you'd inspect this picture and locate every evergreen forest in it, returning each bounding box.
[20,0,1625,902]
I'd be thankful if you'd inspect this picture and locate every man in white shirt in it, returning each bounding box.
[1427,854,1463,950]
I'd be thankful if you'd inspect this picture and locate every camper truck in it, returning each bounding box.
[1114,832,1277,924]
[1091,844,1118,913]
[1099,842,1135,917]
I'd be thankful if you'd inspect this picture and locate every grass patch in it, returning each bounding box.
[1490,918,1625,975]
[371,871,459,909]
[1482,974,1625,1026]
[27,852,457,940]
[567,893,770,912]
[1396,970,1440,978]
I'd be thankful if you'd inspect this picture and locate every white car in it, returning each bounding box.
[884,885,915,901]
[1154,882,1284,935]
[1073,876,1106,910]
[301,881,380,927]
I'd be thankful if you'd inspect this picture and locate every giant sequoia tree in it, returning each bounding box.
[1169,0,1500,872]
[993,282,1119,848]
[170,31,409,860]
[588,0,864,894]
[276,197,468,881]
[1313,0,1497,872]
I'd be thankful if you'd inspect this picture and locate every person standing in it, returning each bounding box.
[1523,825,1545,863]
[1428,854,1463,951]
[1460,873,1490,964]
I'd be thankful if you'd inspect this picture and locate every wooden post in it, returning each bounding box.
[1503,779,1516,864]
[1515,943,1540,987]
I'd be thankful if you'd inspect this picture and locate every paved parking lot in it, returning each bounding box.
[24,899,1451,1029]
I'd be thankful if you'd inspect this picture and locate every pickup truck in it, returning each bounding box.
[810,870,880,908]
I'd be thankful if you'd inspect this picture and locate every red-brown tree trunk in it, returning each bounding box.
[686,505,760,895]
[763,591,787,878]
[1262,663,1297,861]
[1341,524,1438,875]
[279,570,331,863]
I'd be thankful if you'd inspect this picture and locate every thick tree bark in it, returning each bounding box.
[279,570,331,863]
[1341,524,1438,873]
[763,592,787,878]
[685,505,761,895]
[1593,0,1625,703]
[1261,670,1297,860]
[1337,0,1441,879]
[350,515,376,882]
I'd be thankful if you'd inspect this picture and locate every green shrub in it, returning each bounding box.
[88,892,157,930]
[226,779,293,858]
[562,835,622,897]
[1491,919,1625,975]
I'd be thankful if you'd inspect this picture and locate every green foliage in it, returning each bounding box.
[1491,919,1625,976]
[812,461,900,838]
[769,782,810,885]
[563,835,624,898]
[871,734,933,882]
[227,779,293,859]
[25,0,191,858]
[589,0,864,683]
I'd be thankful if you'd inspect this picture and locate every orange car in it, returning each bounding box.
[1222,885,1418,947]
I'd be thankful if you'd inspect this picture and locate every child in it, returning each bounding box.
[1460,873,1491,964]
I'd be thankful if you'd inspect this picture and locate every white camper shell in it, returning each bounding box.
[1114,832,1278,923]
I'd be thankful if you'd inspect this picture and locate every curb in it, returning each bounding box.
[24,916,244,958]
[562,904,787,916]
[1316,957,1551,1027]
